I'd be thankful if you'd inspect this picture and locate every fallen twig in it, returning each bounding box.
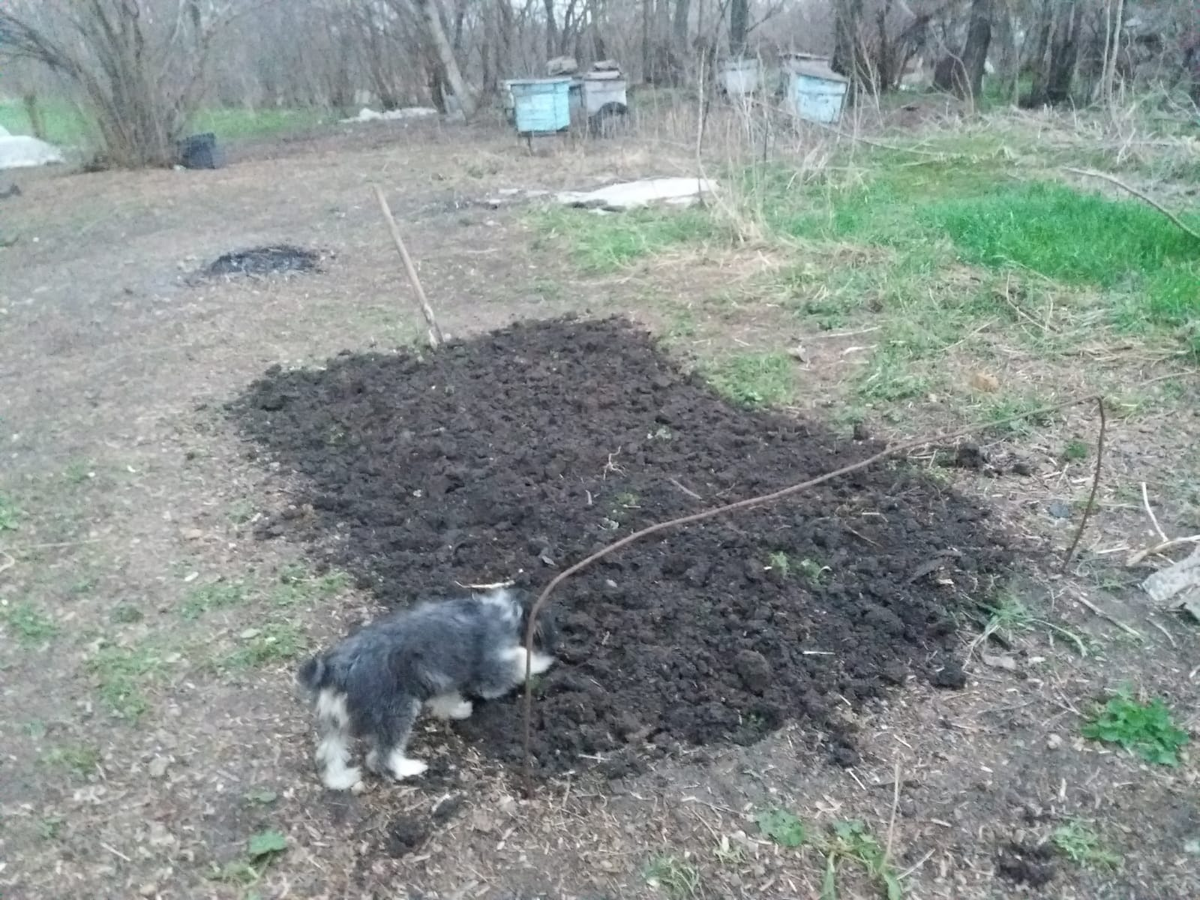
[1060,397,1106,574]
[668,477,703,501]
[1071,590,1143,641]
[521,391,1106,792]
[1126,535,1200,567]
[0,550,14,576]
[1141,482,1169,544]
[1064,167,1200,243]
[373,185,444,349]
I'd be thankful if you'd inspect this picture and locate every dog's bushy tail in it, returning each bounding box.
[296,653,330,691]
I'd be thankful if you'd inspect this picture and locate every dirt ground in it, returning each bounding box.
[1,116,1198,900]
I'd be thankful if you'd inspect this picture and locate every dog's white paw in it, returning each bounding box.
[446,699,473,720]
[387,756,428,780]
[427,694,474,720]
[322,765,364,792]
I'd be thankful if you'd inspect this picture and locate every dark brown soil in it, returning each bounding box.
[230,317,1013,776]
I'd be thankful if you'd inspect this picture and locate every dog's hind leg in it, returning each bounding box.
[314,689,363,792]
[365,696,427,780]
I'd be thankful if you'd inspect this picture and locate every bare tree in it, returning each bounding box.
[416,0,476,118]
[934,0,993,100]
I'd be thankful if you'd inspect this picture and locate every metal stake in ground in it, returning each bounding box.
[374,186,445,349]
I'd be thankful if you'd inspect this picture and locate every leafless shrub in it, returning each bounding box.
[0,0,245,167]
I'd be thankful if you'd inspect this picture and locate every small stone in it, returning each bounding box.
[982,653,1018,671]
[1047,500,1072,519]
[1046,733,1063,750]
[238,628,261,640]
[148,756,169,778]
[852,421,870,441]
[138,884,157,898]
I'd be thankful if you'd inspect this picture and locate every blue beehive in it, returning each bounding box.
[508,78,572,134]
[786,62,849,124]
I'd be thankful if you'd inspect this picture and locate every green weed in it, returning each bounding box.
[1081,688,1188,766]
[89,644,164,720]
[822,820,903,900]
[1052,820,1121,870]
[974,593,1088,657]
[644,854,701,899]
[110,604,144,624]
[756,808,807,848]
[707,352,796,407]
[1,601,59,646]
[209,828,289,887]
[0,493,20,531]
[1063,438,1090,462]
[63,460,95,484]
[767,551,792,578]
[38,816,65,840]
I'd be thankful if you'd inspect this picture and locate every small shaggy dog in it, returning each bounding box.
[297,587,557,791]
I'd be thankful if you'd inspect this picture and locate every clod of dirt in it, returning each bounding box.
[204,245,323,278]
[931,658,968,689]
[734,649,772,694]
[231,317,1012,776]
[383,814,429,858]
[996,841,1057,887]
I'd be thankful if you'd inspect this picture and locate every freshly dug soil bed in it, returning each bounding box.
[231,318,1012,776]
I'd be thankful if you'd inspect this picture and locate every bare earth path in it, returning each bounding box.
[1,120,1197,900]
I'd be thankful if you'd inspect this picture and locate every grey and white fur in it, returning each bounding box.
[296,587,557,791]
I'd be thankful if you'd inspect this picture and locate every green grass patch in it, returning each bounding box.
[0,98,90,145]
[855,350,931,404]
[534,206,720,273]
[1,601,59,646]
[182,579,249,620]
[1052,820,1121,870]
[41,743,101,779]
[975,393,1056,436]
[88,644,165,720]
[1081,688,1188,766]
[270,565,351,608]
[922,182,1198,287]
[706,351,796,407]
[220,621,308,670]
[192,107,326,140]
[644,854,700,899]
[0,100,327,148]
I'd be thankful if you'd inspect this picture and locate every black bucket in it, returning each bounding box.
[177,133,223,170]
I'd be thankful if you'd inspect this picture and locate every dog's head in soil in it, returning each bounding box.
[295,586,558,792]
